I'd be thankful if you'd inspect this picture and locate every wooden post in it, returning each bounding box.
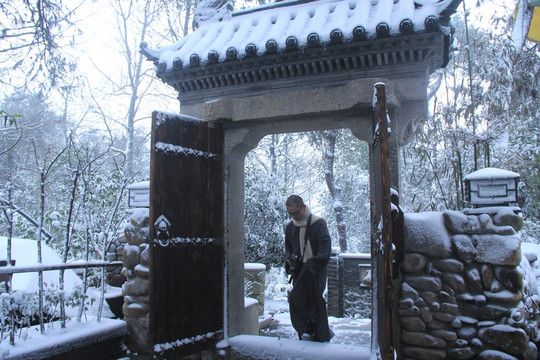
[372,83,394,360]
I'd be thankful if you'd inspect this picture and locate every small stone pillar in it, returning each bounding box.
[327,247,344,317]
[244,298,260,335]
[244,263,266,316]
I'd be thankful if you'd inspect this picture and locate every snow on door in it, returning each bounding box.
[149,111,224,358]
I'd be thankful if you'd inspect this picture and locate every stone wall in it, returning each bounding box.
[327,253,372,318]
[399,207,539,360]
[122,208,151,356]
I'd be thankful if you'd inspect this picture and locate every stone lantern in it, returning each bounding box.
[127,181,149,211]
[464,167,520,207]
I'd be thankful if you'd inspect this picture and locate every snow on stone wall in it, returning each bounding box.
[400,208,539,360]
[121,208,151,355]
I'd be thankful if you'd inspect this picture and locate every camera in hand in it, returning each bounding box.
[287,255,303,283]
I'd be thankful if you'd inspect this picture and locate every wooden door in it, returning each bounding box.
[149,111,224,359]
[371,84,395,360]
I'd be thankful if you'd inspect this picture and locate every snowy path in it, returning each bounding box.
[260,299,372,347]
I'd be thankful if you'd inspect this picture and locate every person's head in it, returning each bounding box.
[285,195,306,220]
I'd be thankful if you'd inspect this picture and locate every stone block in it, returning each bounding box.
[431,329,457,341]
[432,311,456,323]
[452,235,477,264]
[400,297,415,309]
[405,275,442,292]
[427,320,446,329]
[475,234,521,266]
[140,244,150,266]
[474,294,487,306]
[402,331,447,348]
[484,290,522,303]
[123,277,149,296]
[401,316,426,331]
[419,307,432,323]
[402,346,446,360]
[477,350,518,360]
[524,341,538,360]
[125,314,150,355]
[435,259,464,273]
[130,208,149,228]
[401,253,428,273]
[443,211,482,234]
[448,347,476,359]
[441,302,458,314]
[478,325,528,355]
[134,264,149,279]
[123,302,148,317]
[401,282,419,301]
[457,326,477,339]
[493,210,524,232]
[481,264,494,290]
[465,267,483,294]
[399,306,420,316]
[125,223,149,246]
[495,267,523,292]
[442,272,466,294]
[405,213,452,257]
[123,244,141,269]
[439,291,457,304]
[461,304,510,321]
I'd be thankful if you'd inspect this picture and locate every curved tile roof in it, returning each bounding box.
[141,0,460,71]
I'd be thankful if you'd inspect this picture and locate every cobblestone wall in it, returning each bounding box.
[400,207,539,360]
[122,208,151,355]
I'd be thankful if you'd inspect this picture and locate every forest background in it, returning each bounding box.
[0,0,538,274]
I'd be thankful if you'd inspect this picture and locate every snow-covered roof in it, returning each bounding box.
[142,0,460,70]
[463,167,520,181]
[142,0,462,105]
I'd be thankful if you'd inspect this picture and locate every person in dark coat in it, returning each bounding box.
[284,195,333,342]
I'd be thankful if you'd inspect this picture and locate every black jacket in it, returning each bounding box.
[284,216,331,278]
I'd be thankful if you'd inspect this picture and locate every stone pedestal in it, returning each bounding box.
[244,263,266,316]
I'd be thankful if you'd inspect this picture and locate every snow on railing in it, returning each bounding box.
[0,261,122,346]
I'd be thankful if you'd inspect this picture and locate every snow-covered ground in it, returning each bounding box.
[260,298,371,347]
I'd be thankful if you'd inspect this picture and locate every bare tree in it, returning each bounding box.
[0,0,81,88]
[30,139,66,332]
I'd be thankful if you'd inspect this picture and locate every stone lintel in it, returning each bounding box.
[181,78,399,122]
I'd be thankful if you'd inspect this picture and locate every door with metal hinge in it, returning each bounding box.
[149,111,224,359]
[372,83,396,360]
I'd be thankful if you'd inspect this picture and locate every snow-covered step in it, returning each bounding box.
[223,335,371,360]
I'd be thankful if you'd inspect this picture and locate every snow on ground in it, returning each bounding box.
[0,237,82,292]
[260,298,371,347]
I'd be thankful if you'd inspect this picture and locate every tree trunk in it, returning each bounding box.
[323,130,347,252]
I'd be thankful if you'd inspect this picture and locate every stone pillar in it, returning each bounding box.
[327,248,344,318]
[244,263,266,316]
[122,208,151,355]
